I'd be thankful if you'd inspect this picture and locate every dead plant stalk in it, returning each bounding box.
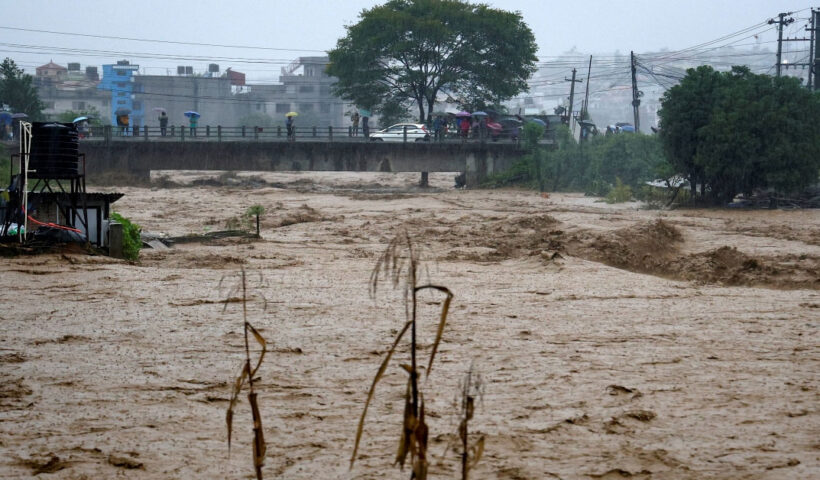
[350,232,454,480]
[225,269,268,480]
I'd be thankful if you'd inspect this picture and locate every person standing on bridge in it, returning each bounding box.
[351,110,360,137]
[286,112,296,142]
[433,115,444,142]
[159,111,168,137]
[116,114,129,136]
[189,115,198,137]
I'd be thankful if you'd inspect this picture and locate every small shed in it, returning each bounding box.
[24,191,124,247]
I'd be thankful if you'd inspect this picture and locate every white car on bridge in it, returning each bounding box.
[370,123,430,142]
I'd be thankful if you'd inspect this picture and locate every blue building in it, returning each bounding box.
[97,61,143,130]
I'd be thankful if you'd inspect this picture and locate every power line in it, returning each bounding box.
[0,25,326,53]
[0,42,300,65]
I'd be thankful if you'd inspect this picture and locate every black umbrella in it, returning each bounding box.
[115,108,132,116]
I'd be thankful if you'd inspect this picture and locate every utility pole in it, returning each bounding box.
[582,55,592,119]
[630,51,640,133]
[813,9,820,90]
[565,68,582,133]
[769,12,795,77]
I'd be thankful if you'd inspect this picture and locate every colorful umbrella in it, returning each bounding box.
[455,111,471,117]
[184,111,200,118]
[285,111,298,117]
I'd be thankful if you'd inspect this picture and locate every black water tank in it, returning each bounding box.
[29,122,80,178]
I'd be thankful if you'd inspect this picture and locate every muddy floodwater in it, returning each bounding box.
[1,171,818,479]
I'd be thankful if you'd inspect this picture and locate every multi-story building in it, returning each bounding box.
[35,57,348,130]
[242,56,348,127]
[98,61,142,127]
[35,61,108,120]
[134,66,245,129]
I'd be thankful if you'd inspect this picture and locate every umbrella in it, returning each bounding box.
[11,113,28,119]
[184,111,200,118]
[500,117,523,125]
[72,116,89,123]
[455,111,471,117]
[152,107,167,113]
[619,125,636,132]
[528,118,546,126]
[471,111,489,117]
[357,108,371,117]
[115,108,131,116]
[285,111,298,117]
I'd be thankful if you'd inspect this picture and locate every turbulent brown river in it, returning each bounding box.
[1,171,818,479]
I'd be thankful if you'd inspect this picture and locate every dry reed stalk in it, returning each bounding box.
[225,269,268,480]
[457,364,484,480]
[351,232,453,480]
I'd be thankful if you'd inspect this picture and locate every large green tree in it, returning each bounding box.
[659,66,820,203]
[327,0,538,122]
[0,58,44,120]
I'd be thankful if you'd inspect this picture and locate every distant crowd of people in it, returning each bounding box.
[0,109,525,143]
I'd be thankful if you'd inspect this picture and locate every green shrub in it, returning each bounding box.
[605,177,633,203]
[110,212,141,260]
[585,178,611,197]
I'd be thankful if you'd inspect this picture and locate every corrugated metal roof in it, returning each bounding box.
[7,191,125,203]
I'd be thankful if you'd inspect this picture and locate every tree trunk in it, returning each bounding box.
[426,96,436,124]
[416,97,426,123]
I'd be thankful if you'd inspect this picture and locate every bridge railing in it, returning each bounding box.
[80,124,525,145]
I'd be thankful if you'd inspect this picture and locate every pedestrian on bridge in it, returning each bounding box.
[433,115,444,142]
[286,112,296,142]
[189,115,198,137]
[116,114,129,136]
[459,116,470,139]
[351,111,360,137]
[159,111,168,136]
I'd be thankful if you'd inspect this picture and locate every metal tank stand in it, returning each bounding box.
[1,121,89,243]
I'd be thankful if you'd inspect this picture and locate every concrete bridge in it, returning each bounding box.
[78,139,527,187]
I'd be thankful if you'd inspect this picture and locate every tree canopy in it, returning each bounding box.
[659,66,820,203]
[0,58,44,120]
[327,0,538,122]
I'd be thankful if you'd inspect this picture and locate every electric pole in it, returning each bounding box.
[565,68,582,133]
[582,55,593,119]
[813,9,819,90]
[630,51,640,133]
[769,12,795,77]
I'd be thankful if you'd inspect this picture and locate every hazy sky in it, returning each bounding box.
[1,1,816,82]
